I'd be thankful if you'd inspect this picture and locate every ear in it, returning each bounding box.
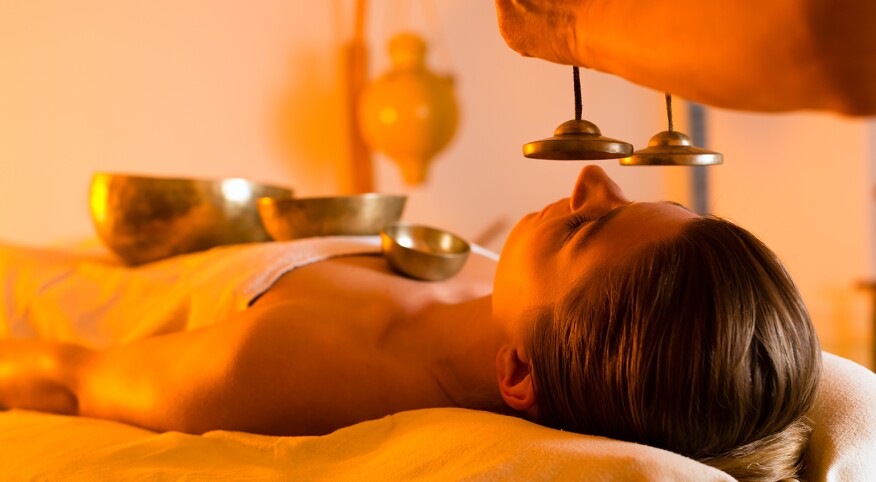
[495,344,539,415]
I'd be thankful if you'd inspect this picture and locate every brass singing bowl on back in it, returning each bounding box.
[257,194,407,240]
[380,223,470,281]
[90,173,294,265]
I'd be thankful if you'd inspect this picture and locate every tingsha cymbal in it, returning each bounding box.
[621,130,723,166]
[523,119,634,160]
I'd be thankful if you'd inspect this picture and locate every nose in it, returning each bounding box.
[569,166,630,211]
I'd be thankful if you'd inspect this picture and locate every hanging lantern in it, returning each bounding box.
[358,32,459,185]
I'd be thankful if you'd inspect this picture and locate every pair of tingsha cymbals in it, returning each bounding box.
[523,68,722,166]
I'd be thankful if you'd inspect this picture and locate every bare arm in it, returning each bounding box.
[0,311,273,432]
[496,0,876,115]
[1,301,443,436]
[75,302,397,435]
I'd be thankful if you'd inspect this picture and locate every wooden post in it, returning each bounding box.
[346,0,375,193]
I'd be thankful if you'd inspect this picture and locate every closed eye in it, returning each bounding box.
[565,213,594,241]
[564,202,634,247]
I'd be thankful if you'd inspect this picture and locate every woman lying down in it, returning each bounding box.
[0,166,820,481]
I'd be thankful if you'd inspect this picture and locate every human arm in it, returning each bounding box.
[0,301,444,436]
[495,0,876,115]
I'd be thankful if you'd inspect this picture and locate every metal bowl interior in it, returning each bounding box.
[90,173,294,265]
[257,194,407,240]
[380,223,470,281]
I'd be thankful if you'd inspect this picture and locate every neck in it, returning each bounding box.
[419,295,513,414]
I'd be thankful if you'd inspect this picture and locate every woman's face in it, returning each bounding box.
[493,166,699,336]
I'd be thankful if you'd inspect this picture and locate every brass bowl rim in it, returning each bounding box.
[92,172,293,191]
[258,193,407,205]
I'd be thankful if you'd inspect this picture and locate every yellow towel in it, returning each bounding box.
[0,408,731,481]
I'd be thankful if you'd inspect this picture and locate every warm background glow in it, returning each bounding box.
[0,1,872,368]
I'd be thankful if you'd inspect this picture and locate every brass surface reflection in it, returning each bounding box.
[380,223,470,281]
[258,194,406,240]
[90,173,293,265]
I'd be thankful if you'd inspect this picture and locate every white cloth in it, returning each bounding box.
[0,237,388,347]
[804,352,876,481]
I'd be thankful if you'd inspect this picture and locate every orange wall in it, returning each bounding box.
[709,111,874,368]
[0,1,673,250]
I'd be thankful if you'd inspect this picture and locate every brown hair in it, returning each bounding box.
[527,216,822,481]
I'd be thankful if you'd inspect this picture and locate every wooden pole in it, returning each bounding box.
[346,0,374,193]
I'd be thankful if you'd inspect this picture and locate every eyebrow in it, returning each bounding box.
[571,203,632,251]
[571,200,691,251]
[662,200,693,212]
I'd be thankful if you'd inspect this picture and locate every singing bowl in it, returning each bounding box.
[258,194,407,240]
[380,223,470,281]
[90,173,294,265]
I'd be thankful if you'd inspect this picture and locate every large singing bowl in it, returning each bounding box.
[258,194,407,240]
[90,173,294,265]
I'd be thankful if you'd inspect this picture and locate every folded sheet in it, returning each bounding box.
[0,237,385,347]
